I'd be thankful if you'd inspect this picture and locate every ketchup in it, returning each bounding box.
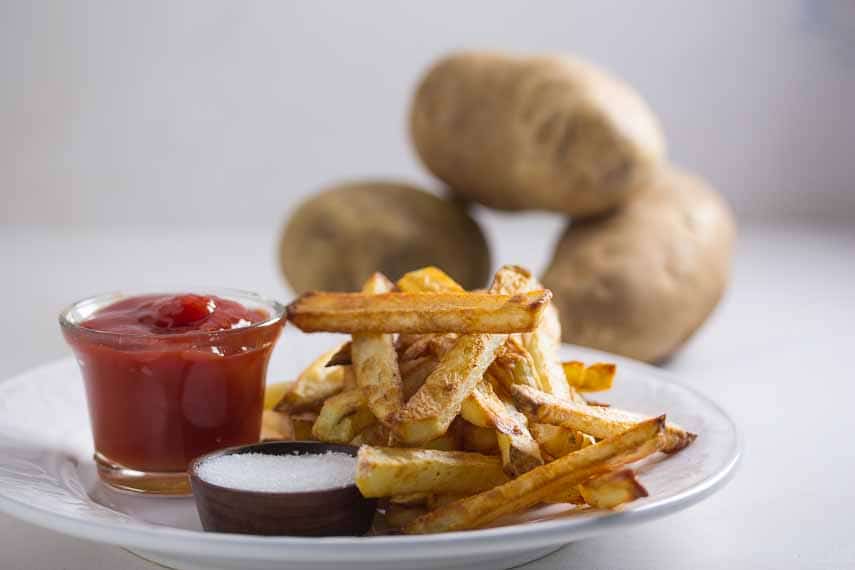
[63,294,283,473]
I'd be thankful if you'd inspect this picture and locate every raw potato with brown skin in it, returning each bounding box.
[542,166,736,363]
[280,181,490,293]
[410,51,665,218]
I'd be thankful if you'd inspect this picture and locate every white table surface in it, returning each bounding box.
[2,218,853,570]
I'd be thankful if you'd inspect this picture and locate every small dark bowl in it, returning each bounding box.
[189,441,376,537]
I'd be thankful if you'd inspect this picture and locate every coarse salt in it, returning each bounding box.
[197,452,356,493]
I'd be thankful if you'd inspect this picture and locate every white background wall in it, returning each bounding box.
[2,0,854,228]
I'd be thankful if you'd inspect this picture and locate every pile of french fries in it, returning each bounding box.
[264,265,696,534]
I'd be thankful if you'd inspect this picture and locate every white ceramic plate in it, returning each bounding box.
[0,331,739,570]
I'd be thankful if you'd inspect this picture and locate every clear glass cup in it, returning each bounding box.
[59,289,286,495]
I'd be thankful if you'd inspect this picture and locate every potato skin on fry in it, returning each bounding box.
[288,291,551,334]
[355,446,508,498]
[275,345,355,413]
[394,332,508,444]
[352,273,404,427]
[578,468,648,509]
[512,384,696,453]
[312,389,376,444]
[279,181,490,294]
[405,416,665,534]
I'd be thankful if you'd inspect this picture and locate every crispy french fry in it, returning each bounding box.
[563,361,617,393]
[291,413,317,440]
[461,421,500,455]
[578,469,648,509]
[287,290,551,334]
[488,339,540,392]
[324,341,352,367]
[497,430,543,477]
[418,417,463,451]
[352,273,404,427]
[427,493,469,510]
[275,345,355,413]
[394,332,507,444]
[489,265,573,400]
[400,333,458,362]
[460,381,542,476]
[384,503,429,529]
[350,423,392,447]
[388,493,431,506]
[404,416,665,534]
[397,266,465,294]
[511,385,696,453]
[355,446,509,498]
[399,355,438,400]
[530,423,594,460]
[543,485,586,505]
[260,409,294,440]
[264,381,292,411]
[546,468,646,505]
[312,389,376,444]
[394,267,530,447]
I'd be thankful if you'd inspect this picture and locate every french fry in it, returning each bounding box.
[350,423,392,447]
[397,266,466,294]
[404,416,665,534]
[489,265,574,400]
[399,355,438,400]
[260,409,294,440]
[578,469,648,509]
[546,468,646,506]
[530,423,594,460]
[312,389,376,444]
[395,267,531,455]
[291,413,317,440]
[287,290,551,334]
[460,381,543,476]
[324,342,352,367]
[427,493,469,510]
[511,384,696,453]
[562,361,617,393]
[355,446,509,498]
[461,421,500,454]
[419,417,463,451]
[384,503,429,529]
[275,345,355,413]
[388,493,431,506]
[497,430,544,477]
[351,273,404,427]
[400,333,458,362]
[488,338,540,392]
[394,332,507,444]
[264,381,292,410]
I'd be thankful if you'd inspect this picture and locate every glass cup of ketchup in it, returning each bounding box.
[60,289,286,495]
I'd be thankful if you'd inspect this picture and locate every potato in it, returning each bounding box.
[542,167,735,363]
[279,181,490,293]
[410,51,665,218]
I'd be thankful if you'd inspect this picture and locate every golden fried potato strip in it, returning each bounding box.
[355,446,508,498]
[405,416,665,534]
[352,273,404,427]
[312,389,376,443]
[578,468,648,509]
[287,290,551,334]
[275,345,355,413]
[511,384,696,453]
[562,361,617,392]
[394,333,507,444]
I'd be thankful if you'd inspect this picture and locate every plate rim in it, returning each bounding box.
[0,349,742,561]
